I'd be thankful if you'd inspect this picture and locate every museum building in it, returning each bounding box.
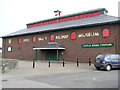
[2,8,120,62]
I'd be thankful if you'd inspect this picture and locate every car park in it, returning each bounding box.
[94,54,120,71]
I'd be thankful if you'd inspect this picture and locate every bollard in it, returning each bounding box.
[63,59,65,67]
[49,60,50,67]
[33,59,35,68]
[77,58,79,67]
[89,58,91,66]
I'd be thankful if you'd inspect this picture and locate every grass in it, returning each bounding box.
[0,58,9,60]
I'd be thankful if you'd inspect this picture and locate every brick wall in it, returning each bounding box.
[2,23,119,63]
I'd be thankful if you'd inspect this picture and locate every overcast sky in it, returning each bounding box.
[0,0,119,47]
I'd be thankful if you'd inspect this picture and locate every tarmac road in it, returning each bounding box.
[26,70,118,88]
[2,60,119,88]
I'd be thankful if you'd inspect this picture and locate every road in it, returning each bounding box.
[2,61,119,88]
[26,70,118,88]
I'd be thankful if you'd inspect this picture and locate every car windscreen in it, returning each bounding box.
[96,55,104,60]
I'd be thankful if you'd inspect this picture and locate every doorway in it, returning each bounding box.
[45,50,58,61]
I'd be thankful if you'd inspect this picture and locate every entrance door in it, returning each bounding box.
[45,50,57,61]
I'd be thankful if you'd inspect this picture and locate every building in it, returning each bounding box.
[2,8,120,62]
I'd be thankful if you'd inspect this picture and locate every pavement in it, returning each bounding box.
[2,60,119,88]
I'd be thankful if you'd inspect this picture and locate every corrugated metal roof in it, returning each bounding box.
[2,14,120,38]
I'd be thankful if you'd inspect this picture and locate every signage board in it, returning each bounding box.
[82,43,114,48]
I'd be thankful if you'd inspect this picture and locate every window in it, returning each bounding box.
[116,55,120,60]
[50,34,55,41]
[32,36,36,42]
[105,56,110,60]
[105,55,120,60]
[71,32,77,40]
[7,47,12,52]
[18,38,21,44]
[109,55,118,60]
[102,28,110,37]
[96,55,104,60]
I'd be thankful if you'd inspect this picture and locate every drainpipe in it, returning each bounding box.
[57,49,59,61]
[115,28,117,54]
[36,50,37,61]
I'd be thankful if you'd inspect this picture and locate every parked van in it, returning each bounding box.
[94,54,120,71]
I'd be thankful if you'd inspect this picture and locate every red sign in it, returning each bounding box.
[28,11,100,28]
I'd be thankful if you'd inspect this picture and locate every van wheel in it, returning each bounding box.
[106,65,111,71]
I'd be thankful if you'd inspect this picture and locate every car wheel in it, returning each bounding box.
[106,65,111,71]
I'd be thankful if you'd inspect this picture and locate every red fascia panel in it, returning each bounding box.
[28,11,100,28]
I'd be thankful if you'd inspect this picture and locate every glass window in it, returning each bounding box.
[7,47,12,52]
[18,38,21,44]
[96,55,104,60]
[115,55,120,60]
[32,36,36,42]
[50,34,55,41]
[71,32,77,40]
[105,56,110,60]
[109,55,118,60]
[102,28,110,37]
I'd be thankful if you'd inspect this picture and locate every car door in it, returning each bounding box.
[110,55,119,68]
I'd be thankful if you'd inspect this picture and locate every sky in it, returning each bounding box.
[0,0,120,47]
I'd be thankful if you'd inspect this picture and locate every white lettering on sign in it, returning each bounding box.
[38,38,44,41]
[38,37,47,41]
[56,35,69,39]
[92,44,99,47]
[56,36,61,39]
[78,32,99,38]
[23,39,29,42]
